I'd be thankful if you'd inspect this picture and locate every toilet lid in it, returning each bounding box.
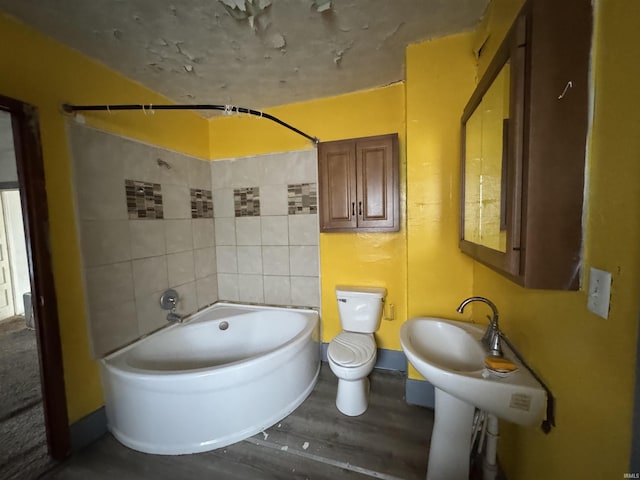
[328,332,376,367]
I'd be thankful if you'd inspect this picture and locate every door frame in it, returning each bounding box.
[1,93,70,459]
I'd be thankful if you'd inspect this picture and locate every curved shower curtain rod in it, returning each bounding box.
[61,103,320,145]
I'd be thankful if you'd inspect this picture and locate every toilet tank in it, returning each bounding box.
[335,286,387,333]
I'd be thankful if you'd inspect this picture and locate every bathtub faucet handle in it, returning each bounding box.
[160,289,179,310]
[160,289,186,323]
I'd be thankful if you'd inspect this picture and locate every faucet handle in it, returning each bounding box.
[160,289,179,310]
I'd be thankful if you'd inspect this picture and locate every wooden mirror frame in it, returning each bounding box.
[459,12,527,278]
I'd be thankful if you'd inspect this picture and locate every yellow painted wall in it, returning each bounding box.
[472,1,640,478]
[209,84,404,160]
[474,0,525,77]
[209,85,407,349]
[405,33,477,377]
[0,13,208,422]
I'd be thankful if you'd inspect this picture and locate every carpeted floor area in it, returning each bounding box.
[0,316,55,480]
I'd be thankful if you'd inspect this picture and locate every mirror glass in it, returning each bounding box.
[463,61,510,252]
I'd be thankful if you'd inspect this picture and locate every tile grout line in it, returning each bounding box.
[243,436,407,480]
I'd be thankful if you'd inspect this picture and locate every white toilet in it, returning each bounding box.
[328,285,387,416]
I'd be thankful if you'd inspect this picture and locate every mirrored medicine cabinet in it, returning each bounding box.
[459,0,592,290]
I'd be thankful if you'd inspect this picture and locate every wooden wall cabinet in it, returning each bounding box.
[318,133,399,233]
[460,0,592,290]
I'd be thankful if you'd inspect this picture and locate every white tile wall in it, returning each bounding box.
[214,218,236,245]
[121,141,157,183]
[135,289,168,334]
[263,275,292,305]
[235,217,261,246]
[231,157,262,187]
[188,156,213,190]
[260,184,288,215]
[129,220,165,259]
[70,124,218,358]
[288,214,319,245]
[72,124,319,358]
[174,281,198,314]
[238,274,264,303]
[291,276,320,306]
[85,262,135,312]
[80,220,131,267]
[262,246,290,275]
[212,188,235,217]
[155,149,189,186]
[162,185,191,219]
[210,149,320,308]
[196,274,218,309]
[192,219,215,248]
[132,256,168,297]
[194,247,217,279]
[261,216,289,245]
[167,251,195,286]
[237,246,263,274]
[217,273,239,301]
[71,128,128,221]
[88,300,138,357]
[164,219,193,253]
[216,245,238,273]
[289,245,319,276]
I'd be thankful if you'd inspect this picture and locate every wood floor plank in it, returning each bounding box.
[260,367,432,480]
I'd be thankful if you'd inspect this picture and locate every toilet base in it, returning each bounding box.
[335,377,370,416]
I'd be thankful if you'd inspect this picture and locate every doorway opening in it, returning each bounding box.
[0,190,30,323]
[0,94,70,478]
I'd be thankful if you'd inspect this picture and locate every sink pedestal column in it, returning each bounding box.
[426,388,476,480]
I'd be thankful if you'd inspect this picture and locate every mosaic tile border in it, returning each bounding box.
[234,187,260,217]
[288,183,317,215]
[125,179,163,219]
[191,188,214,219]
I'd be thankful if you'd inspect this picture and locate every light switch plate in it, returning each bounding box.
[587,267,612,319]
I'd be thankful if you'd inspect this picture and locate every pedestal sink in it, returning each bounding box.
[400,317,546,480]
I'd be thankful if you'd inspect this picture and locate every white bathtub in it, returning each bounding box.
[100,302,321,455]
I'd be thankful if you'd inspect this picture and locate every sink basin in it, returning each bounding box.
[400,317,546,426]
[400,317,547,480]
[403,318,485,372]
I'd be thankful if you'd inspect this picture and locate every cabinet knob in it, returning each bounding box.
[351,202,355,216]
[358,201,362,216]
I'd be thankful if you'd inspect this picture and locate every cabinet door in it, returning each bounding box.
[318,139,358,231]
[519,0,591,290]
[356,135,399,231]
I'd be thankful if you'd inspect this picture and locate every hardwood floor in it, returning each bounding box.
[42,364,435,480]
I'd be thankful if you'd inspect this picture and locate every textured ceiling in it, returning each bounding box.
[0,0,488,112]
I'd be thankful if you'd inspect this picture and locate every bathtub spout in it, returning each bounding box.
[167,311,185,323]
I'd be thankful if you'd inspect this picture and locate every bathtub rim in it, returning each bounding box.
[101,302,320,379]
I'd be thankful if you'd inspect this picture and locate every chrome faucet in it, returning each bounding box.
[166,309,185,323]
[456,296,503,357]
[160,289,185,323]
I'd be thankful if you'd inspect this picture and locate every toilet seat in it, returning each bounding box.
[328,332,375,367]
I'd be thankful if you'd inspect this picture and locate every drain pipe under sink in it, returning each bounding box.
[483,414,499,480]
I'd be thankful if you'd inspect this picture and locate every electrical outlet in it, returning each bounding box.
[587,267,612,319]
